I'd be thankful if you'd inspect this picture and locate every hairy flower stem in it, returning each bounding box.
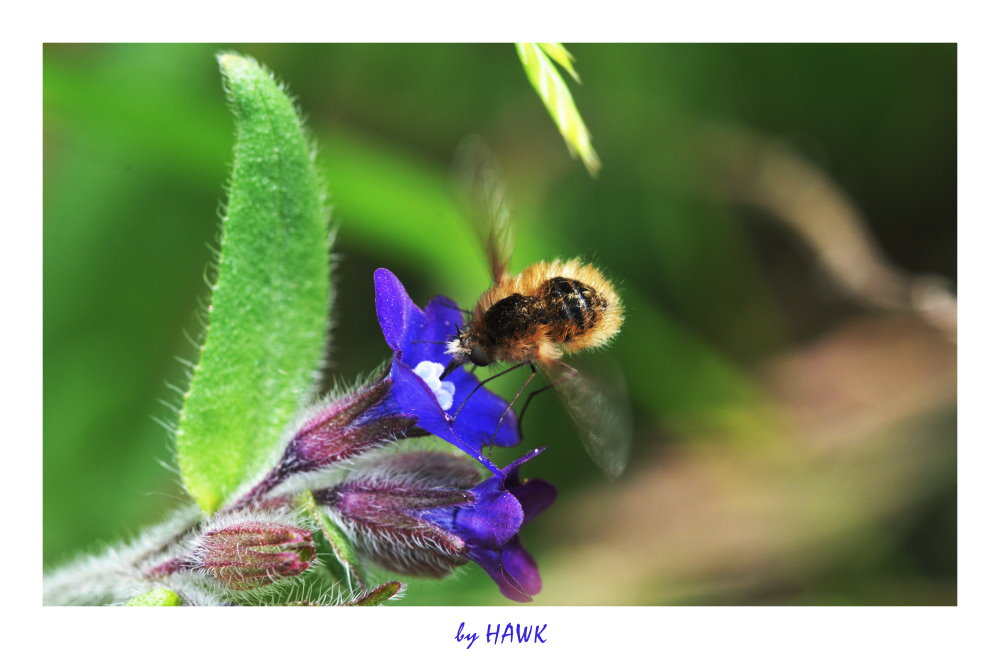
[146,556,192,578]
[224,472,287,512]
[43,507,202,605]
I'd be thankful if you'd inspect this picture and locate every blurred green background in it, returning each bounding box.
[43,44,956,605]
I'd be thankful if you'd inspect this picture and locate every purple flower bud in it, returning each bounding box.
[285,377,416,472]
[316,472,475,578]
[193,522,316,590]
[229,377,416,508]
[315,449,555,602]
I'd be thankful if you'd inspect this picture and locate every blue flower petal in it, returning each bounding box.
[374,268,424,352]
[501,446,545,478]
[467,546,533,602]
[511,479,557,525]
[402,449,553,603]
[499,448,556,523]
[389,357,504,475]
[419,297,519,446]
[499,538,542,597]
[444,369,521,448]
[375,268,521,464]
[466,538,542,603]
[453,488,523,549]
[463,451,551,601]
[404,295,464,367]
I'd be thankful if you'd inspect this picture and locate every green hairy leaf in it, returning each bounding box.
[176,53,331,512]
[303,492,368,591]
[515,43,600,176]
[346,581,404,606]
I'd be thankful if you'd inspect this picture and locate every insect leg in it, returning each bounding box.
[488,365,538,448]
[451,362,527,419]
[517,384,554,431]
[518,361,579,430]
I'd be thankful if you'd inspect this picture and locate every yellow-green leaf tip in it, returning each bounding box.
[516,43,601,177]
[126,587,181,606]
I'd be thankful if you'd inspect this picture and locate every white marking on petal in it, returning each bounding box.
[413,360,456,411]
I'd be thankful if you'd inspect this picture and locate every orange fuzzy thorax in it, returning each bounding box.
[472,258,623,361]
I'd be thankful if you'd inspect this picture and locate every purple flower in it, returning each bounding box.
[224,268,523,509]
[453,450,556,602]
[374,268,519,474]
[315,449,556,602]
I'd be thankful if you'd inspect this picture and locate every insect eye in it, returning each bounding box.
[469,344,490,367]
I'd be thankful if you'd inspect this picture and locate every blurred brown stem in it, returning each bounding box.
[703,128,956,341]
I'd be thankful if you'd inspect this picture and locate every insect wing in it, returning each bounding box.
[454,135,514,285]
[542,362,632,477]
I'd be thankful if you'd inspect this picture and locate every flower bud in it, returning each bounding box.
[316,471,475,578]
[288,377,415,470]
[229,377,417,508]
[315,449,555,602]
[193,522,316,590]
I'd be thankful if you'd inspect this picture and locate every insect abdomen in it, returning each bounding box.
[540,276,607,343]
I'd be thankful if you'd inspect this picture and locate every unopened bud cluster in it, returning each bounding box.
[148,518,316,591]
[195,522,316,590]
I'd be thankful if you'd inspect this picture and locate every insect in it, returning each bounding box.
[440,137,631,476]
